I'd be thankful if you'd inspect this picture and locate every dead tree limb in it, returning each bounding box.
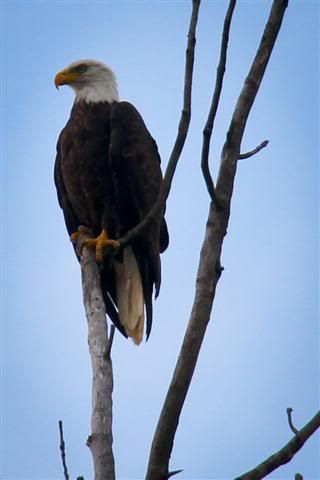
[117,0,200,250]
[287,407,299,435]
[238,139,269,159]
[58,420,70,480]
[79,235,115,480]
[235,410,320,480]
[145,2,288,479]
[201,0,236,203]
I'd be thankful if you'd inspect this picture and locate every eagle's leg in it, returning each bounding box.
[82,229,120,263]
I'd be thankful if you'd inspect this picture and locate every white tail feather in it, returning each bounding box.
[114,247,144,345]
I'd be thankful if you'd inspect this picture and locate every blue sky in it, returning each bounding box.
[1,1,319,479]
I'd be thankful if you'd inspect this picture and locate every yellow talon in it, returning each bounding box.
[70,226,93,244]
[70,231,81,243]
[83,229,120,262]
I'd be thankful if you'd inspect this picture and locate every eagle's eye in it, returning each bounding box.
[75,64,88,74]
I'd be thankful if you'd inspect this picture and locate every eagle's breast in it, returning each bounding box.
[59,101,115,235]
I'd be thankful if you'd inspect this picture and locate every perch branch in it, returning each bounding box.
[58,420,70,480]
[117,0,200,249]
[145,2,288,479]
[287,407,299,435]
[78,232,115,480]
[201,0,236,203]
[238,139,269,159]
[235,410,320,480]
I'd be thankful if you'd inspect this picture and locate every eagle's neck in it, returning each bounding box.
[74,76,119,104]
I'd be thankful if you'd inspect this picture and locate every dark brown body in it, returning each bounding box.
[54,100,168,337]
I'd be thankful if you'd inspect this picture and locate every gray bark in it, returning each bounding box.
[80,244,115,480]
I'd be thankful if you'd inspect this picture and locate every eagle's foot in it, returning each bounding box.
[83,229,120,262]
[70,226,93,244]
[70,231,80,243]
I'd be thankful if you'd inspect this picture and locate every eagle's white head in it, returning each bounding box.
[54,59,119,104]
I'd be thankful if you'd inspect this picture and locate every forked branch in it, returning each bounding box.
[235,411,320,480]
[145,2,288,479]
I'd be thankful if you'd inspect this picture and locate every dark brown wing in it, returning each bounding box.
[109,101,169,337]
[54,111,127,338]
[54,136,80,238]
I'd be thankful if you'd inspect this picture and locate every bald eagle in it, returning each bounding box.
[54,59,169,345]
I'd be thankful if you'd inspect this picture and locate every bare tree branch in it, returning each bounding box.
[238,139,269,159]
[145,2,288,479]
[201,0,236,203]
[78,233,115,480]
[287,407,299,435]
[117,0,200,249]
[216,0,289,209]
[235,411,320,480]
[58,420,70,480]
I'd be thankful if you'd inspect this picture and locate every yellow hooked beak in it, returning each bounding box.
[54,69,79,89]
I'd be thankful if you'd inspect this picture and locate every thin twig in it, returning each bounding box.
[117,0,200,249]
[166,469,183,479]
[287,407,299,435]
[235,411,320,480]
[201,0,237,204]
[58,420,70,480]
[238,139,269,159]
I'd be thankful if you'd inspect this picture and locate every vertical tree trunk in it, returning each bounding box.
[80,245,115,480]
